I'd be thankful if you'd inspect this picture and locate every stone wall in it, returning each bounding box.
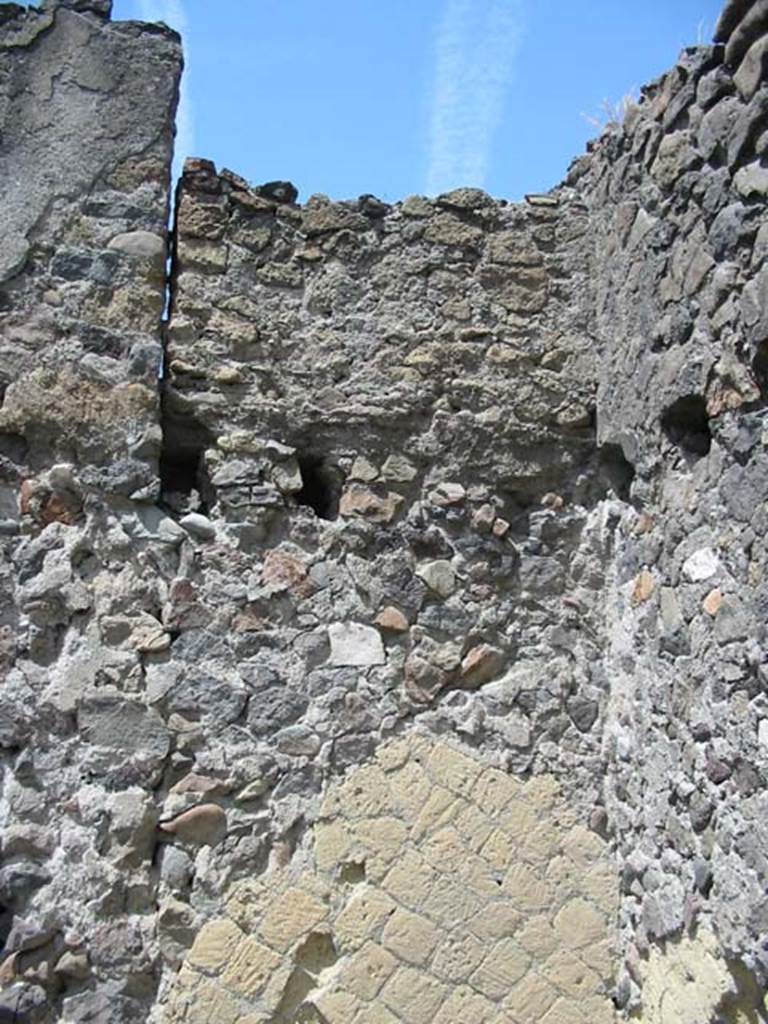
[0,0,181,500]
[0,0,767,1021]
[567,0,768,1015]
[0,2,182,1020]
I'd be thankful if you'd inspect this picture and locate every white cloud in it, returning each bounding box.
[137,0,195,174]
[426,0,524,196]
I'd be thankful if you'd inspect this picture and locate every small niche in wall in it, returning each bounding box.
[598,443,636,501]
[0,431,28,464]
[160,449,204,501]
[661,395,712,457]
[752,340,768,404]
[159,414,215,513]
[295,454,342,520]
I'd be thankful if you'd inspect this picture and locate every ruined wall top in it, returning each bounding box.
[1,2,768,1023]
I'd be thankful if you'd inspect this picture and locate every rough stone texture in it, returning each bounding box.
[566,3,768,1012]
[0,1,182,1019]
[0,0,767,1021]
[0,0,182,497]
[160,734,618,1023]
[637,927,767,1023]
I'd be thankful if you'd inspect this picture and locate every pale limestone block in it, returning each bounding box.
[503,863,554,913]
[381,850,437,912]
[473,767,524,815]
[338,941,398,1000]
[185,978,242,1024]
[521,772,561,810]
[425,743,482,797]
[410,786,462,842]
[467,901,523,943]
[258,887,328,952]
[388,762,431,820]
[419,825,468,876]
[562,824,607,868]
[334,763,391,818]
[541,948,603,1000]
[220,936,281,998]
[431,930,486,982]
[187,918,243,972]
[328,622,386,667]
[502,970,560,1020]
[312,987,364,1023]
[420,873,481,927]
[453,801,496,854]
[480,828,515,871]
[380,966,448,1024]
[314,820,352,873]
[552,897,607,950]
[469,938,530,1000]
[354,816,408,864]
[353,1003,402,1024]
[381,908,441,965]
[432,985,496,1024]
[540,997,591,1024]
[581,861,619,916]
[517,820,561,865]
[333,886,397,952]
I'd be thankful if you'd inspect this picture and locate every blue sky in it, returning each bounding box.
[112,0,724,202]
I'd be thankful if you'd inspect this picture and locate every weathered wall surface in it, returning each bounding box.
[0,0,767,1021]
[566,0,768,1016]
[147,159,627,1020]
[0,2,182,1020]
[163,736,617,1024]
[0,0,181,499]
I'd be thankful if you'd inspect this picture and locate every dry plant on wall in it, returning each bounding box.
[581,89,639,130]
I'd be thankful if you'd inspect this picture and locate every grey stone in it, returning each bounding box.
[159,846,193,892]
[0,984,49,1023]
[567,695,599,733]
[179,512,216,540]
[327,622,385,666]
[247,683,307,737]
[724,0,768,67]
[415,559,456,598]
[0,232,29,282]
[77,694,170,779]
[735,33,768,100]
[108,230,166,264]
[708,202,753,259]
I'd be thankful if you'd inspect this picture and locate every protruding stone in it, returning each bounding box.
[428,482,466,507]
[416,560,456,598]
[159,804,227,847]
[683,548,719,582]
[328,622,386,667]
[631,569,655,606]
[180,512,216,541]
[0,233,29,283]
[108,230,165,264]
[460,645,504,689]
[339,484,403,524]
[375,607,409,633]
[349,456,379,482]
[381,454,418,483]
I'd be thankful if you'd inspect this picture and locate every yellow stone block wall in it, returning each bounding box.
[160,734,619,1023]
